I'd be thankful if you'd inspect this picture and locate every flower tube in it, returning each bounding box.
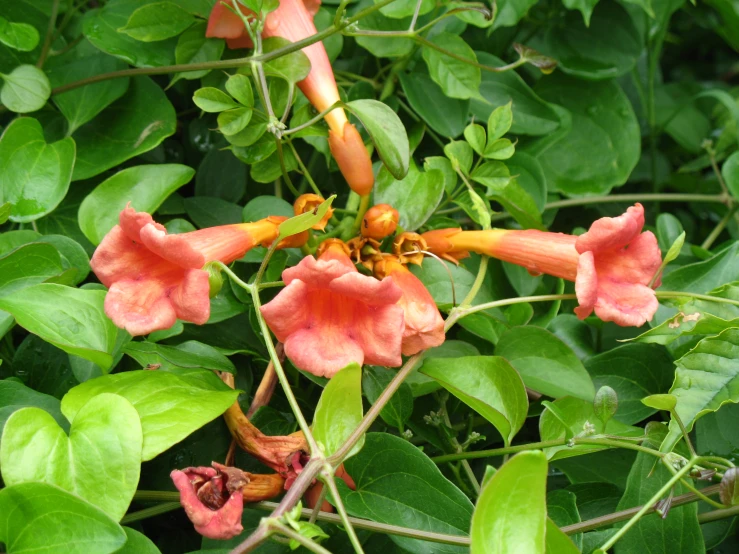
[260,239,405,377]
[206,0,374,194]
[422,204,662,327]
[90,206,301,336]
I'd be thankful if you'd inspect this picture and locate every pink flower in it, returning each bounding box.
[206,0,374,195]
[373,255,445,355]
[422,204,662,327]
[171,463,247,540]
[91,206,293,336]
[260,239,405,377]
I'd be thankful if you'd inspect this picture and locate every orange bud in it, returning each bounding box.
[393,232,428,266]
[315,238,351,260]
[328,122,374,196]
[346,236,381,270]
[293,194,334,231]
[362,203,399,240]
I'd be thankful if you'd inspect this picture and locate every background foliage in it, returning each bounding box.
[1,0,739,552]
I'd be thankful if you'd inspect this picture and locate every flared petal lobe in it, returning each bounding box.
[260,243,405,377]
[91,207,284,336]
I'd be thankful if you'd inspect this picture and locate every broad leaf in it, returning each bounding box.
[374,161,444,230]
[337,433,473,554]
[496,326,596,401]
[172,22,224,83]
[0,482,127,554]
[312,363,364,457]
[119,528,163,554]
[123,340,236,373]
[72,76,176,181]
[60,369,239,460]
[78,164,194,244]
[0,380,66,438]
[345,99,410,180]
[0,243,64,297]
[363,366,413,430]
[723,151,739,200]
[0,117,75,222]
[118,1,196,41]
[471,451,547,554]
[422,33,481,100]
[421,356,528,445]
[399,69,469,138]
[1,393,142,520]
[0,64,50,113]
[0,284,119,371]
[0,16,39,51]
[262,37,311,83]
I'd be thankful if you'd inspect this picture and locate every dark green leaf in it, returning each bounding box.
[123,340,236,373]
[195,148,247,203]
[722,151,739,200]
[0,393,142,520]
[496,326,596,401]
[374,162,444,230]
[345,98,410,180]
[78,164,194,244]
[118,1,196,41]
[421,356,528,445]
[0,117,75,222]
[337,433,473,554]
[0,482,127,554]
[242,195,294,222]
[172,22,224,83]
[399,68,470,138]
[72,76,176,181]
[0,380,66,439]
[262,37,312,83]
[362,366,413,429]
[422,33,481,100]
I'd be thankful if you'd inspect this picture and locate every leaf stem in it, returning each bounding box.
[655,290,739,308]
[322,468,365,554]
[36,0,60,68]
[120,502,181,524]
[270,521,333,554]
[701,205,738,250]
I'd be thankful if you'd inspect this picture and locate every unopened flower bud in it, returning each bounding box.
[720,467,739,506]
[362,204,399,240]
[328,122,374,196]
[593,385,618,427]
[293,194,334,231]
[204,262,224,298]
[393,232,428,265]
[316,238,351,259]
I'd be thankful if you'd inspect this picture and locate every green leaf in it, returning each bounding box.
[195,148,246,203]
[60,369,239,461]
[662,328,739,448]
[696,403,739,459]
[483,138,515,160]
[262,37,312,83]
[0,64,50,113]
[464,123,486,155]
[0,380,66,438]
[194,86,240,113]
[172,22,224,83]
[562,0,600,25]
[242,195,294,222]
[585,344,675,424]
[344,98,410,180]
[723,151,739,200]
[78,164,194,245]
[660,243,739,294]
[0,482,127,554]
[528,74,640,196]
[0,16,39,51]
[470,161,511,191]
[496,326,596,401]
[32,234,91,285]
[0,284,119,370]
[411,257,495,311]
[83,0,177,68]
[1,393,142,520]
[481,173,543,230]
[374,162,444,230]
[362,366,413,430]
[615,433,705,554]
[593,385,618,427]
[225,73,254,107]
[375,0,434,18]
[0,117,75,222]
[546,519,581,554]
[471,52,561,137]
[337,433,473,554]
[312,363,364,457]
[118,528,163,554]
[354,12,414,58]
[399,68,469,138]
[470,451,547,554]
[123,340,236,373]
[421,356,528,445]
[278,196,335,240]
[540,1,642,80]
[72,76,176,181]
[46,46,130,134]
[118,1,196,41]
[641,393,677,412]
[0,201,10,224]
[539,396,643,460]
[422,33,481,100]
[0,243,64,297]
[425,156,457,195]
[444,140,474,175]
[487,101,513,141]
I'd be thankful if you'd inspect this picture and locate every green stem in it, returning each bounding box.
[322,468,365,554]
[701,205,738,250]
[36,0,60,68]
[655,290,739,308]
[698,504,739,524]
[347,194,371,240]
[270,521,333,554]
[599,461,695,552]
[282,101,344,137]
[287,141,322,196]
[120,502,181,525]
[49,0,400,96]
[450,294,577,323]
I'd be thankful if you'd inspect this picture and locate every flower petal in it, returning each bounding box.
[575,203,645,254]
[206,0,248,39]
[390,270,445,355]
[329,272,403,306]
[169,269,211,326]
[105,278,178,336]
[283,326,366,378]
[91,225,167,287]
[574,251,597,321]
[140,223,205,269]
[282,255,355,288]
[119,205,163,242]
[260,279,313,341]
[355,304,405,367]
[596,231,662,287]
[592,280,658,327]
